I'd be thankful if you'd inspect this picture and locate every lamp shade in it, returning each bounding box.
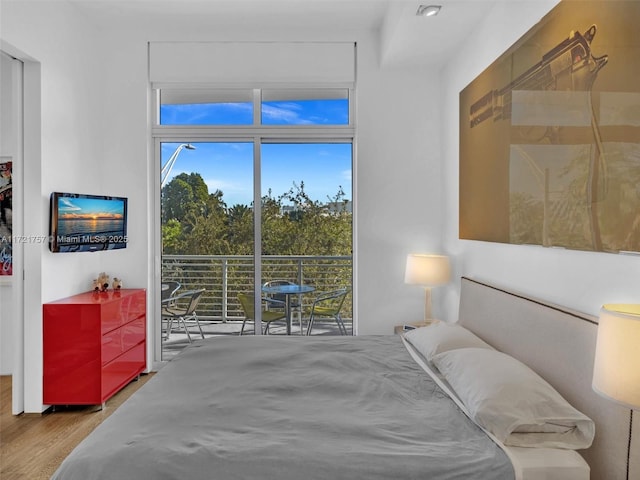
[404,254,450,286]
[592,304,640,410]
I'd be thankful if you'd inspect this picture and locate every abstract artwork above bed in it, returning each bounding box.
[459,0,640,254]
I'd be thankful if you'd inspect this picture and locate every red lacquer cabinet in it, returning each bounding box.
[43,289,146,406]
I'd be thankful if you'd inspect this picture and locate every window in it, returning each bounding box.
[154,85,354,355]
[159,88,253,125]
[157,88,351,126]
[261,89,349,125]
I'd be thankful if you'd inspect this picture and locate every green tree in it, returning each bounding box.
[262,182,352,256]
[162,174,353,258]
[178,190,230,255]
[161,172,209,224]
[161,218,183,254]
[227,204,254,255]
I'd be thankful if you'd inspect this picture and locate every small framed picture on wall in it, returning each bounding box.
[0,156,12,277]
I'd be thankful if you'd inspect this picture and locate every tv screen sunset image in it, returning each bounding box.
[56,196,126,246]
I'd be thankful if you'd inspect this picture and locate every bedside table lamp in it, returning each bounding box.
[592,304,640,480]
[404,254,451,322]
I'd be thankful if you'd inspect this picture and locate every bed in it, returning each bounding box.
[51,277,638,479]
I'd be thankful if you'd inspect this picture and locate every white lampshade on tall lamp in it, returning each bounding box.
[592,304,640,480]
[593,304,640,409]
[404,254,451,321]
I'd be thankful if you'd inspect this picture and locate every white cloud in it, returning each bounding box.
[261,103,312,125]
[205,178,251,197]
[59,198,81,211]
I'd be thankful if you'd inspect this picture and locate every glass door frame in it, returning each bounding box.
[151,87,356,364]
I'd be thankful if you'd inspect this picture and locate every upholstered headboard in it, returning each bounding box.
[458,277,638,480]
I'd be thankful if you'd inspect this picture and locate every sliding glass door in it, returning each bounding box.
[260,143,352,335]
[154,86,355,358]
[160,141,255,359]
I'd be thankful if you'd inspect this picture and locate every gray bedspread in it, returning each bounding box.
[52,335,514,480]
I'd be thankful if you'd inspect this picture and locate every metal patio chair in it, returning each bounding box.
[238,292,287,335]
[305,287,350,336]
[162,288,206,342]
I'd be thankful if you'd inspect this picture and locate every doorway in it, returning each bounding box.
[154,87,355,359]
[159,139,353,358]
[1,47,25,414]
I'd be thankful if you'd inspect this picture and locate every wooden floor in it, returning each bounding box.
[0,373,154,480]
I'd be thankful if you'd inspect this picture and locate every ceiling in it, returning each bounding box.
[65,0,501,68]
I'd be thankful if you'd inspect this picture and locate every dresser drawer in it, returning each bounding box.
[101,290,147,334]
[101,342,145,400]
[102,315,146,365]
[44,359,101,405]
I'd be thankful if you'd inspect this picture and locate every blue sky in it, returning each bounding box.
[161,142,352,207]
[160,99,348,126]
[58,196,125,218]
[160,99,352,207]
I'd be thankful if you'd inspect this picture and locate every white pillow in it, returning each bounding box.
[403,322,494,361]
[431,348,595,449]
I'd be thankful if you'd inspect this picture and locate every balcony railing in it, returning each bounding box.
[161,255,353,322]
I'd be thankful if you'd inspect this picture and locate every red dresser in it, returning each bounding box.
[43,288,146,406]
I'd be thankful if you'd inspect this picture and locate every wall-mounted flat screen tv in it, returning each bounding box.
[49,192,128,252]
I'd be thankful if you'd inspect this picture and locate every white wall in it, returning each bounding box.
[357,51,444,332]
[1,1,443,409]
[440,0,640,321]
[0,0,141,411]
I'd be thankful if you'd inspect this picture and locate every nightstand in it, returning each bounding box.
[394,319,437,334]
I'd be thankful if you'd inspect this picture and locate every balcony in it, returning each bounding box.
[161,254,353,355]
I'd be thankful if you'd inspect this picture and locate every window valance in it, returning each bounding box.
[149,42,355,85]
